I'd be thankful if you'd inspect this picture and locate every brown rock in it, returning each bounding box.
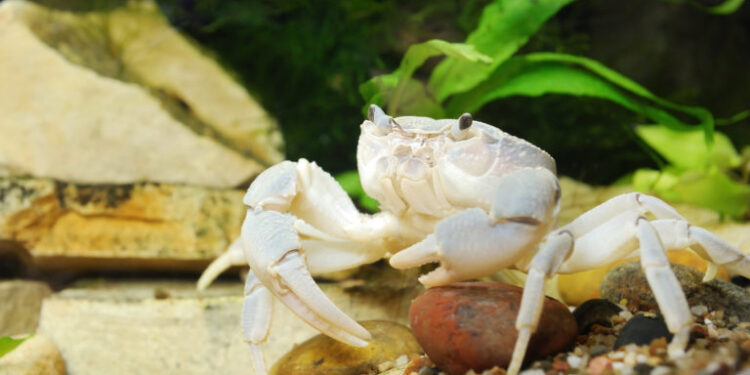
[601,262,750,320]
[409,282,577,375]
[0,178,244,270]
[270,320,421,375]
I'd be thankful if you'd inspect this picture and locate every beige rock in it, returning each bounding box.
[0,0,283,187]
[0,280,52,336]
[0,177,245,270]
[37,279,418,375]
[0,335,66,375]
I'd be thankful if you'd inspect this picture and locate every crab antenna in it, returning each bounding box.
[368,104,390,128]
[458,113,473,130]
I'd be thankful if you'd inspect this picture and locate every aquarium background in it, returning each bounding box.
[156,0,750,183]
[32,0,750,198]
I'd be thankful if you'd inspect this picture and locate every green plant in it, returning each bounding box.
[356,0,749,217]
[0,335,32,359]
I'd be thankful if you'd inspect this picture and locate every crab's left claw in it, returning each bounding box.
[242,209,372,347]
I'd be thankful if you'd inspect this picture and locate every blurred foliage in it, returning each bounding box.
[155,0,490,174]
[36,0,750,215]
[0,335,31,359]
[360,0,750,216]
[334,170,379,212]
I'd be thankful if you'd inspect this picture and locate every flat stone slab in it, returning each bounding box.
[37,279,419,375]
[0,280,51,336]
[0,178,244,270]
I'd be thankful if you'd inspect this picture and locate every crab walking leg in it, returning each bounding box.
[197,238,246,290]
[649,220,750,281]
[563,193,685,237]
[508,230,574,375]
[635,218,693,357]
[242,272,272,375]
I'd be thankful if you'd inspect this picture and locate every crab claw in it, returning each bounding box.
[390,208,543,286]
[242,208,372,347]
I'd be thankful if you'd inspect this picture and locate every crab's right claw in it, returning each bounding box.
[390,208,541,286]
[242,209,372,347]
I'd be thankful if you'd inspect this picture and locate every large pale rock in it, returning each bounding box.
[0,0,283,187]
[37,279,419,375]
[0,335,65,375]
[0,177,244,269]
[0,280,52,336]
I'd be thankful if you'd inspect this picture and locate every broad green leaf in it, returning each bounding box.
[633,167,750,217]
[360,75,444,117]
[334,170,379,213]
[0,335,31,358]
[635,126,741,170]
[359,40,489,116]
[429,0,576,101]
[521,53,714,138]
[446,54,714,140]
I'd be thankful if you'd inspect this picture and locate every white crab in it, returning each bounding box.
[197,105,750,375]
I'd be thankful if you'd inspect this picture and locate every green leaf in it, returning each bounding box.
[635,126,741,170]
[359,40,490,116]
[0,335,31,358]
[701,0,746,14]
[429,0,576,101]
[334,170,379,213]
[633,167,750,217]
[662,0,747,14]
[446,53,714,140]
[716,109,750,126]
[360,76,445,118]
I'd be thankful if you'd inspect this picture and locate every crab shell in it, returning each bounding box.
[357,115,557,218]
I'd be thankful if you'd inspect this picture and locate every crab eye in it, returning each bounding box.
[458,113,473,130]
[450,112,473,139]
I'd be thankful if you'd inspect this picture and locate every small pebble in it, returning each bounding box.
[633,363,654,375]
[651,366,673,375]
[270,320,420,375]
[614,313,673,349]
[691,305,709,317]
[566,355,583,368]
[573,299,624,333]
[410,282,577,375]
[588,356,613,375]
[588,344,611,357]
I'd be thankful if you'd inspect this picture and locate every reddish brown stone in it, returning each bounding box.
[409,282,577,375]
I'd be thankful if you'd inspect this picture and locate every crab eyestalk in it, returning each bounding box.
[368,104,391,131]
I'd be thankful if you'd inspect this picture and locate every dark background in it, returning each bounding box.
[44,0,750,184]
